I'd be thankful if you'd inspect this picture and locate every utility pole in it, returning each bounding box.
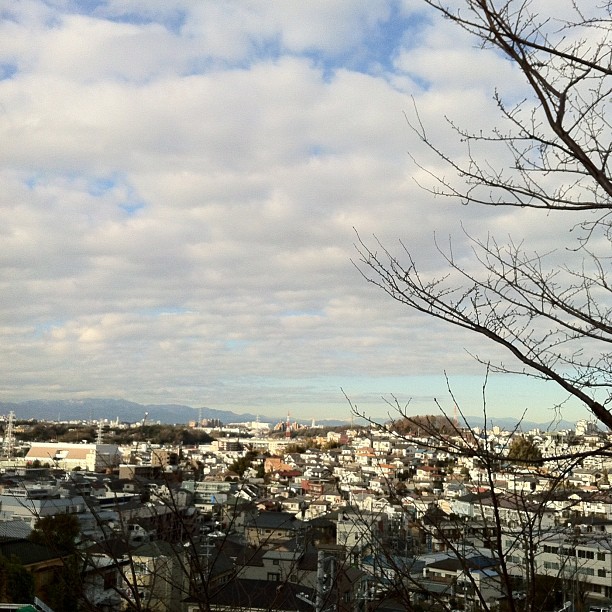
[297,550,335,612]
[315,550,326,612]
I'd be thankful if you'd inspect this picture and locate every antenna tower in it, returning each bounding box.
[285,412,292,438]
[3,411,15,458]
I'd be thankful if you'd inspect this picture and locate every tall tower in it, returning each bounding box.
[285,412,292,438]
[3,411,15,458]
[96,420,103,445]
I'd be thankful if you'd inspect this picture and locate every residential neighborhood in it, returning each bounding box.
[0,413,611,611]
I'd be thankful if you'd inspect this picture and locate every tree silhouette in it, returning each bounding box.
[356,0,612,430]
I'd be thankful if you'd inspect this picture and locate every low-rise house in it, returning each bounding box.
[0,485,86,529]
[81,551,127,611]
[304,499,330,520]
[569,468,605,488]
[244,511,308,547]
[236,543,317,587]
[186,578,316,612]
[280,496,307,517]
[0,539,69,608]
[336,509,383,555]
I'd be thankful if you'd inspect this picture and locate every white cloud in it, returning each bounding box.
[0,0,595,423]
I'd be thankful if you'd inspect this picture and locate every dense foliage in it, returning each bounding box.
[14,421,214,446]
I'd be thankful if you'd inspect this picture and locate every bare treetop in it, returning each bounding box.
[357,0,612,429]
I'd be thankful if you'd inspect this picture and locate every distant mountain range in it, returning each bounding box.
[0,398,581,431]
[464,415,578,432]
[0,398,348,427]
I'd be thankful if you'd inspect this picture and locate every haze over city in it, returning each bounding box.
[0,1,585,423]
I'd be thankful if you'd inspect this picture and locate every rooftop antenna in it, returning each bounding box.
[198,406,202,427]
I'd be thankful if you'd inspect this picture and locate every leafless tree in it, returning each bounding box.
[348,386,612,612]
[356,0,612,429]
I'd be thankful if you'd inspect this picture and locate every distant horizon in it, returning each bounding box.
[0,396,588,431]
[0,368,591,425]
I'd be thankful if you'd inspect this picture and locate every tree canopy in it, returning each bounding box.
[30,513,80,553]
[507,435,543,465]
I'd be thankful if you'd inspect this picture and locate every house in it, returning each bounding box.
[336,509,383,554]
[129,541,186,611]
[236,543,317,587]
[185,578,316,612]
[80,550,128,611]
[244,511,308,547]
[0,485,86,530]
[0,539,68,608]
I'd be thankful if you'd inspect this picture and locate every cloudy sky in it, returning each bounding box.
[0,0,591,423]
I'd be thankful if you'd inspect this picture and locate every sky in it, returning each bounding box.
[0,0,594,424]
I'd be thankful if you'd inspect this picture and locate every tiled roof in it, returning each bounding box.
[0,538,63,566]
[202,578,316,611]
[26,446,92,460]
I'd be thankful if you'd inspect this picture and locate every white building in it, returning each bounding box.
[25,442,121,472]
[0,485,86,528]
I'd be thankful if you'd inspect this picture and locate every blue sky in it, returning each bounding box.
[0,1,590,424]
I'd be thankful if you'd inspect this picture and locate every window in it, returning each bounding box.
[103,571,117,590]
[272,559,279,565]
[267,573,279,581]
[598,552,606,561]
[598,569,607,578]
[544,561,559,570]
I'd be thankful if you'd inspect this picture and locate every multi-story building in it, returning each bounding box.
[25,442,121,472]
